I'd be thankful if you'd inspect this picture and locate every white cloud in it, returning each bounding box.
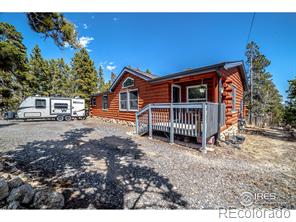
[83,24,88,29]
[106,65,116,71]
[64,42,70,48]
[109,61,114,65]
[78,36,94,48]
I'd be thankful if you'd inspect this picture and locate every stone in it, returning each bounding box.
[33,189,64,209]
[7,184,35,204]
[8,177,23,189]
[7,201,21,209]
[0,178,9,201]
[0,162,4,171]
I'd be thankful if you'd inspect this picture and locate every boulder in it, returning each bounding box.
[8,177,23,189]
[33,189,64,209]
[7,201,21,209]
[0,178,9,201]
[7,184,35,204]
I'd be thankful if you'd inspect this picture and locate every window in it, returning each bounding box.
[102,94,108,110]
[54,103,68,110]
[122,77,134,88]
[231,85,237,112]
[35,99,46,109]
[120,92,128,110]
[119,90,138,111]
[129,90,138,110]
[90,97,96,106]
[187,85,207,102]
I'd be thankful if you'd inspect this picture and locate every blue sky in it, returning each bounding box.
[0,13,295,99]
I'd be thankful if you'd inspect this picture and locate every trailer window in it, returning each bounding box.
[102,94,108,110]
[54,103,68,110]
[35,99,46,109]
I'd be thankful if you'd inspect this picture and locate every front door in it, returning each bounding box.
[172,85,181,103]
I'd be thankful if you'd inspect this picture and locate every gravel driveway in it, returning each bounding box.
[0,119,295,209]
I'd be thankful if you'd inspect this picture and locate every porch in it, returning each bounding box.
[135,102,226,151]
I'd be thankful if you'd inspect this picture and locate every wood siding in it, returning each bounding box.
[91,68,246,132]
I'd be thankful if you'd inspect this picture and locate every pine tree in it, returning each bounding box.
[71,48,98,104]
[49,58,71,96]
[97,65,105,92]
[146,69,152,74]
[245,41,283,126]
[29,45,51,96]
[284,78,296,127]
[0,22,30,112]
[111,72,117,83]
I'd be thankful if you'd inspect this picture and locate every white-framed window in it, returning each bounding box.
[186,84,207,102]
[102,94,108,110]
[119,89,138,111]
[122,77,134,88]
[231,85,237,112]
[90,97,96,106]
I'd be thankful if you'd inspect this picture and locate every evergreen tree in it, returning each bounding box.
[97,65,105,92]
[111,72,117,83]
[146,69,152,74]
[26,13,79,48]
[284,78,296,127]
[49,58,71,96]
[245,41,283,126]
[0,22,30,112]
[71,48,98,104]
[29,45,51,96]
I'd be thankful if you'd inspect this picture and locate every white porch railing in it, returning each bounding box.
[136,102,225,150]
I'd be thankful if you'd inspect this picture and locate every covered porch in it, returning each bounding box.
[136,72,226,151]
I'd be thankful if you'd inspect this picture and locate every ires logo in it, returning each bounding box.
[240,192,277,207]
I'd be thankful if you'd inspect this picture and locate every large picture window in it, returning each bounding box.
[187,85,207,102]
[129,90,138,110]
[119,90,138,111]
[102,94,108,110]
[120,92,128,110]
[122,77,134,88]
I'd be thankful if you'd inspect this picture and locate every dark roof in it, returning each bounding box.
[109,66,158,92]
[97,61,247,95]
[125,67,158,79]
[149,60,248,90]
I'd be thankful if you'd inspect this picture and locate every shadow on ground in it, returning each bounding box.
[1,128,187,209]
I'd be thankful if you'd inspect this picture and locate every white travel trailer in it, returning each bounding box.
[17,96,86,121]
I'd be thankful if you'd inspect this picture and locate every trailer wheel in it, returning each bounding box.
[56,115,64,122]
[64,115,72,121]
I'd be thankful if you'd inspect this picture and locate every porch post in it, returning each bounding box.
[148,104,152,138]
[135,112,139,134]
[202,102,207,152]
[169,103,174,144]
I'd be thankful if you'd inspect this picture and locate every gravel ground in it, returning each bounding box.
[0,119,295,209]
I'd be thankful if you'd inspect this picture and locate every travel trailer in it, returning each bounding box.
[17,96,86,121]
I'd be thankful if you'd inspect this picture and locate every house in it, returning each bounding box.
[90,61,247,149]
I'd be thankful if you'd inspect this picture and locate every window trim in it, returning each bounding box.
[119,89,139,112]
[122,77,134,89]
[171,84,181,103]
[102,94,108,111]
[231,85,237,113]
[35,99,46,109]
[186,84,208,102]
[90,97,96,107]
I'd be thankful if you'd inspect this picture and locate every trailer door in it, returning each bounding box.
[50,99,71,115]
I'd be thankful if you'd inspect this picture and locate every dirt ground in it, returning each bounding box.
[0,119,295,209]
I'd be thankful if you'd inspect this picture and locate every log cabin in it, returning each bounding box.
[90,61,247,150]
